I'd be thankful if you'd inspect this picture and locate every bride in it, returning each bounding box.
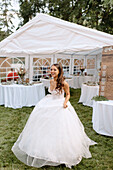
[12,63,96,168]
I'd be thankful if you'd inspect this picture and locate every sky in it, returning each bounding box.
[11,0,20,30]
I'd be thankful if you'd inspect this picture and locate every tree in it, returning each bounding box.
[0,0,13,35]
[18,0,113,34]
[81,0,113,34]
[100,0,113,34]
[0,28,6,41]
[46,0,113,34]
[0,0,16,39]
[18,0,46,25]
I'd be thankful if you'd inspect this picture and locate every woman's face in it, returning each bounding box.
[51,65,59,78]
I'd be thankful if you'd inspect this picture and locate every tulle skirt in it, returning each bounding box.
[12,94,96,168]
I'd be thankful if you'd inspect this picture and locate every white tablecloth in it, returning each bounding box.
[79,84,99,107]
[92,100,113,137]
[71,76,94,89]
[40,78,73,88]
[0,83,45,109]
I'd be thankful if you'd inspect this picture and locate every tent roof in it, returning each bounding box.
[0,13,113,55]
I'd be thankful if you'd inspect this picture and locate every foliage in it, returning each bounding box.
[84,0,113,34]
[0,29,6,41]
[91,95,108,101]
[0,0,17,40]
[0,88,113,169]
[18,0,46,25]
[18,0,113,34]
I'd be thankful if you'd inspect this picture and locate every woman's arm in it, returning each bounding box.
[63,81,70,108]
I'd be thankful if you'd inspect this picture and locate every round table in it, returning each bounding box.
[78,84,99,107]
[0,83,45,109]
[71,76,94,89]
[92,100,113,137]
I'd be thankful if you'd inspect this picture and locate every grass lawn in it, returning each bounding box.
[0,88,113,170]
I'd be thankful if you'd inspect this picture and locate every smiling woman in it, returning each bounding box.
[12,63,97,169]
[50,63,65,93]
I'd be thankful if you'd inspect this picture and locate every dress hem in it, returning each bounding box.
[12,145,85,168]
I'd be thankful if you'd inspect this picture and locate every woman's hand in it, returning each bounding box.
[63,102,68,108]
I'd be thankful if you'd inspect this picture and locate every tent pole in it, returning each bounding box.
[70,54,74,75]
[53,54,55,64]
[84,55,87,68]
[28,54,31,82]
[25,55,29,79]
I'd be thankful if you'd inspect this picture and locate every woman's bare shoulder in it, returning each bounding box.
[63,80,69,88]
[63,80,69,85]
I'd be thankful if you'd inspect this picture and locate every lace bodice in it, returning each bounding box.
[48,87,64,99]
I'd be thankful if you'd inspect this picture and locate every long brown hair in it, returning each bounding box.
[52,63,65,93]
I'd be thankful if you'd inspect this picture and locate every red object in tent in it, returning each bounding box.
[7,72,19,81]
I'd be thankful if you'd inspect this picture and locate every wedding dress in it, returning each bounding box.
[12,87,96,168]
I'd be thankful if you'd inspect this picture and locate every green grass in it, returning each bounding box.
[0,88,113,170]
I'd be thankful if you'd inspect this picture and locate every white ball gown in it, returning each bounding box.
[12,87,96,168]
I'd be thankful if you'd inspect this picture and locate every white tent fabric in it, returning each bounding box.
[0,13,113,55]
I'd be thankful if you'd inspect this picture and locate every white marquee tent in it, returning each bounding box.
[0,13,113,81]
[0,13,113,55]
